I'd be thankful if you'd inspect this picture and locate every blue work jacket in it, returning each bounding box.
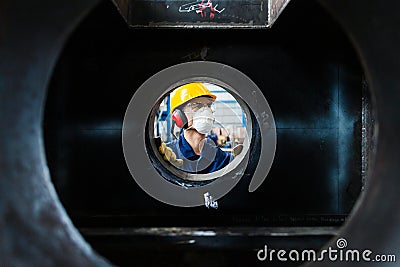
[166,130,233,174]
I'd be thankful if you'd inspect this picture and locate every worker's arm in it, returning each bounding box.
[154,137,183,167]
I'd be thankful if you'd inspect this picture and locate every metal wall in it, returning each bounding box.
[3,0,400,266]
[43,0,364,230]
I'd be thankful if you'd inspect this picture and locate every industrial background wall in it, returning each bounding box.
[44,0,364,226]
[4,0,400,266]
[39,0,366,265]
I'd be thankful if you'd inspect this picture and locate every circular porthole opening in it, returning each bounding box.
[122,60,276,207]
[146,81,254,188]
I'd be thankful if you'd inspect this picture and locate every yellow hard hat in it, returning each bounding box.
[170,82,216,113]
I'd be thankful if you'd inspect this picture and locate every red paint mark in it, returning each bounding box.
[197,0,218,19]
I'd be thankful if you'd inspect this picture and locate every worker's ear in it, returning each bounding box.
[171,109,188,128]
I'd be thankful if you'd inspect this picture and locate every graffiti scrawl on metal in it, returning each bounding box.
[179,0,225,19]
[112,0,292,28]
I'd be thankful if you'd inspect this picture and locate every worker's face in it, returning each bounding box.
[184,97,215,127]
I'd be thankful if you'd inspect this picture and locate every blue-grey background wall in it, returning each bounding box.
[43,0,365,228]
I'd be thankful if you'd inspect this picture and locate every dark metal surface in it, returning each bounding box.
[306,0,400,266]
[0,0,110,266]
[43,0,363,226]
[83,229,334,267]
[1,0,399,266]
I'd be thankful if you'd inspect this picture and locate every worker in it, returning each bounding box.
[158,82,236,174]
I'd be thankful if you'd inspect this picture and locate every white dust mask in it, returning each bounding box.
[189,107,215,134]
